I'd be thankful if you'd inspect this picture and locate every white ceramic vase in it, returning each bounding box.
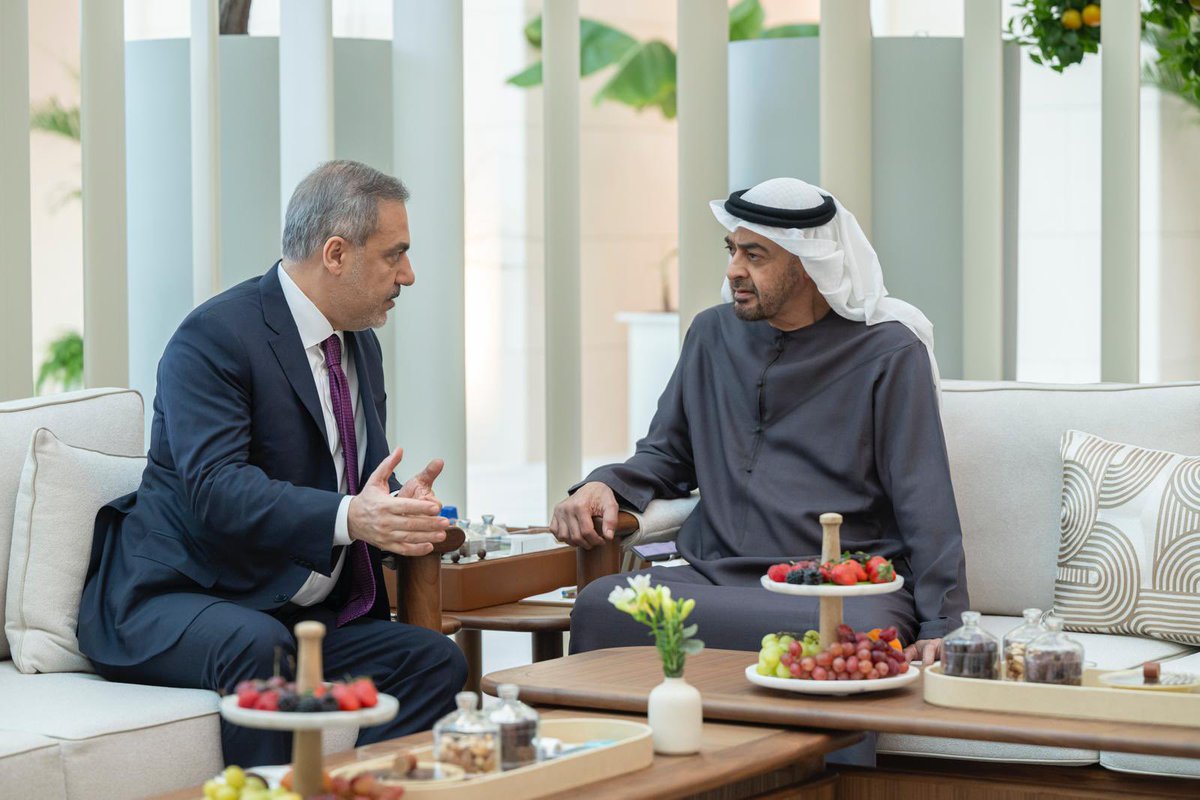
[646,676,703,755]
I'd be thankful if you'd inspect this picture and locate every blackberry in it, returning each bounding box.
[802,568,821,585]
[277,691,299,712]
[296,695,322,713]
[320,694,339,712]
[785,569,805,585]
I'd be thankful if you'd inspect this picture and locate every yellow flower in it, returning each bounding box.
[680,598,695,620]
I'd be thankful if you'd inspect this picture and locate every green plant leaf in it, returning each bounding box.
[36,331,83,394]
[682,624,698,639]
[507,16,637,87]
[728,0,766,42]
[682,638,705,655]
[30,97,81,142]
[761,24,819,39]
[593,40,677,119]
[507,62,543,87]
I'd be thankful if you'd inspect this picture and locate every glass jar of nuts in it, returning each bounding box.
[1002,608,1045,682]
[433,692,500,774]
[487,683,540,770]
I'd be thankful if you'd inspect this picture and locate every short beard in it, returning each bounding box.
[731,260,804,322]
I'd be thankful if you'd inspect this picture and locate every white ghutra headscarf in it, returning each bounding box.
[709,177,941,394]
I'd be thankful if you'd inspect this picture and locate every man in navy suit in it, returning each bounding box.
[79,160,467,767]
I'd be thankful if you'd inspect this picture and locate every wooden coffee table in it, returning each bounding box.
[446,603,572,693]
[152,709,860,800]
[481,647,1200,760]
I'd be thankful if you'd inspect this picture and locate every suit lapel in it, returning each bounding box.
[260,263,327,440]
[347,330,387,472]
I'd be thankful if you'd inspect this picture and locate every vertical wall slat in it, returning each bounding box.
[279,0,334,218]
[391,0,467,510]
[962,0,1004,379]
[0,0,32,399]
[542,0,582,514]
[80,0,129,388]
[819,0,872,236]
[1100,0,1140,382]
[676,0,729,336]
[191,0,221,305]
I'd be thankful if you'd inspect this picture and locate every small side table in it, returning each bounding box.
[445,603,573,693]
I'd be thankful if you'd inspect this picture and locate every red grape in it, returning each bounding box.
[897,662,910,674]
[877,661,891,677]
[857,648,871,662]
[859,659,873,675]
[812,667,828,681]
[832,657,846,673]
[845,656,859,673]
[815,651,833,668]
[781,653,793,666]
[828,643,843,658]
[800,657,816,672]
[789,641,801,656]
[789,661,803,677]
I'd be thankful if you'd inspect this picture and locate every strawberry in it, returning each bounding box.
[766,563,791,583]
[254,689,280,711]
[236,685,260,709]
[332,684,361,712]
[830,562,859,585]
[869,560,895,583]
[819,561,835,582]
[849,559,868,582]
[352,677,378,708]
[866,555,888,574]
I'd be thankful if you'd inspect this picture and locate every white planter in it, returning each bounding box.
[616,312,679,454]
[646,676,702,755]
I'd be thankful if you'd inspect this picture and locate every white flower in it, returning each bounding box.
[607,584,635,607]
[626,574,653,595]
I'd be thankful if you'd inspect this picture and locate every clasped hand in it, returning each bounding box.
[347,447,449,556]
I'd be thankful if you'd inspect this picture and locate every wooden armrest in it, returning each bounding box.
[576,511,638,592]
[388,526,466,632]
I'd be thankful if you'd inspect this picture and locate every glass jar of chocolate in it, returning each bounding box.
[1024,617,1083,686]
[487,683,540,770]
[433,692,500,774]
[1002,608,1045,682]
[942,611,1000,680]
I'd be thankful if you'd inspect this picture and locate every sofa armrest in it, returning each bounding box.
[620,494,700,549]
[385,526,466,632]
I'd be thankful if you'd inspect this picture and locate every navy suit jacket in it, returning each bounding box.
[79,264,397,667]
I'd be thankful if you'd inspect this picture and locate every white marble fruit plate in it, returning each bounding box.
[744,663,920,695]
[760,573,904,597]
[220,692,398,730]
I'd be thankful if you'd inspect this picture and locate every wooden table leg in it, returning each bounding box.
[456,628,481,694]
[532,630,564,663]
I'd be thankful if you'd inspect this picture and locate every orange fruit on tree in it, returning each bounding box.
[1082,4,1101,28]
[1062,9,1083,30]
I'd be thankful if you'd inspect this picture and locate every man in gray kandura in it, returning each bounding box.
[550,177,968,667]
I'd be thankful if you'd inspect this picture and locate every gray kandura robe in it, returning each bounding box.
[569,304,969,653]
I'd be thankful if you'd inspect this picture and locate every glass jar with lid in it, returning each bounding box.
[1024,617,1084,686]
[479,514,511,558]
[487,683,539,769]
[433,692,499,774]
[941,611,1000,680]
[1002,608,1045,681]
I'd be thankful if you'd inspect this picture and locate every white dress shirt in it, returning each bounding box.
[278,266,368,606]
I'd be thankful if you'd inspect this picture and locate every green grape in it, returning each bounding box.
[760,646,781,671]
[223,766,246,790]
[756,663,772,676]
[760,633,779,649]
[215,786,239,800]
[774,662,791,679]
[778,634,796,648]
[802,641,821,658]
[202,780,221,800]
[803,629,820,644]
[244,776,267,792]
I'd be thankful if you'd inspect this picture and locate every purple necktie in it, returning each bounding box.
[321,334,375,626]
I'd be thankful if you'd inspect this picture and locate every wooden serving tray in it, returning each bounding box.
[441,545,576,611]
[923,664,1200,728]
[332,717,653,799]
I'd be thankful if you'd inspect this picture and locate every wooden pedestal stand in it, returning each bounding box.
[818,512,843,650]
[218,621,399,798]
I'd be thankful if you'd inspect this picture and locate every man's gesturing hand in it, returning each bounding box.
[549,481,618,550]
[348,447,449,557]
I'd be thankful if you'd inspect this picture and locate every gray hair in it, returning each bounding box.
[281,160,410,261]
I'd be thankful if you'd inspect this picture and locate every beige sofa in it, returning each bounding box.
[0,389,356,800]
[621,380,1200,777]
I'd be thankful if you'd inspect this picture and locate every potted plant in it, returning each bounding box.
[608,574,705,754]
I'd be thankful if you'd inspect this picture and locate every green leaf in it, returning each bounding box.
[30,97,81,142]
[507,16,637,87]
[728,0,766,42]
[761,24,819,39]
[593,40,677,118]
[36,331,83,394]
[682,624,698,639]
[507,62,543,87]
[682,638,705,655]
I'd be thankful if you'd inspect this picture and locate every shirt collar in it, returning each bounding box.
[278,265,339,351]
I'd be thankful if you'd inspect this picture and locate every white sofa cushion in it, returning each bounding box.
[0,730,66,800]
[940,381,1200,617]
[0,389,143,661]
[6,429,146,673]
[1055,430,1200,646]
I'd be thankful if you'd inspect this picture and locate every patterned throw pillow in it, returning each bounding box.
[1056,430,1200,646]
